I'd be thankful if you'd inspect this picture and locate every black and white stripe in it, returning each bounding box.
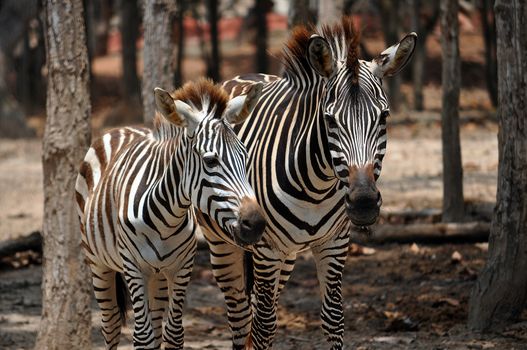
[75,80,264,349]
[198,18,416,350]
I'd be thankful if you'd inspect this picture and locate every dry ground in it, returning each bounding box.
[3,114,524,350]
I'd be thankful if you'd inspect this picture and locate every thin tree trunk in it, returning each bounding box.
[479,0,498,107]
[288,0,316,28]
[173,0,186,88]
[142,0,175,124]
[255,0,268,73]
[411,0,439,111]
[35,0,92,348]
[468,0,527,331]
[206,0,220,82]
[379,0,401,112]
[0,0,38,138]
[120,0,141,102]
[318,0,343,24]
[440,0,464,222]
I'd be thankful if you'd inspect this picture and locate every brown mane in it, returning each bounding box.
[280,17,360,84]
[172,78,229,118]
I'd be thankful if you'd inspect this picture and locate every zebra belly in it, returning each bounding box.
[116,217,197,273]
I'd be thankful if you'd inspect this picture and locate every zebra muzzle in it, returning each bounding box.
[346,164,381,226]
[235,197,267,245]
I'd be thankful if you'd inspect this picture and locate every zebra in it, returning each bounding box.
[198,18,417,349]
[75,79,266,349]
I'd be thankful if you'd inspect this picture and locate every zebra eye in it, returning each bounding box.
[324,114,338,128]
[380,110,390,120]
[203,153,220,168]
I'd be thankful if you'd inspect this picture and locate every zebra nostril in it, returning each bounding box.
[241,219,252,230]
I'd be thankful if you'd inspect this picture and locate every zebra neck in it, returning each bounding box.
[291,81,338,185]
[144,131,192,228]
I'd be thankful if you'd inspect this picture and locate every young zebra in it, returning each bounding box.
[199,18,417,349]
[75,79,266,349]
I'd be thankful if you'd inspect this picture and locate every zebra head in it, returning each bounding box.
[154,80,266,245]
[306,22,416,226]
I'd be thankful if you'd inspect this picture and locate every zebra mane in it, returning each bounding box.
[153,78,230,138]
[280,16,360,85]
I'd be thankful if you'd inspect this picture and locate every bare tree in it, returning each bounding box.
[206,0,221,82]
[318,0,343,24]
[468,0,527,331]
[288,0,317,28]
[120,0,141,103]
[255,0,271,73]
[479,0,497,107]
[142,0,175,124]
[411,0,439,111]
[440,0,464,222]
[35,0,92,348]
[379,0,402,112]
[0,0,38,138]
[173,0,186,88]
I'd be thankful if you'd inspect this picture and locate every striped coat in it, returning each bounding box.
[75,79,265,349]
[198,18,417,350]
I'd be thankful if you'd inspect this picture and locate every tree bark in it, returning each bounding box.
[479,0,498,107]
[173,0,186,88]
[318,0,343,24]
[411,0,439,111]
[206,0,220,82]
[255,0,269,73]
[120,0,141,102]
[468,0,527,331]
[35,1,92,349]
[288,0,317,28]
[379,0,402,112]
[440,0,464,222]
[0,0,38,138]
[141,0,175,125]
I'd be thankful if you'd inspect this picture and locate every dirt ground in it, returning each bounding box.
[3,115,524,350]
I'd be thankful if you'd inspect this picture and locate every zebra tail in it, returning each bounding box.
[244,250,254,298]
[115,273,129,326]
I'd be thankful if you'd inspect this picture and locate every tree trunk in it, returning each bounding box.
[36,1,93,349]
[440,0,464,222]
[255,0,269,73]
[173,0,186,88]
[411,0,439,111]
[206,0,220,82]
[318,0,343,24]
[468,0,527,331]
[0,0,38,138]
[379,0,401,112]
[288,0,316,28]
[141,0,175,124]
[479,0,498,107]
[120,0,141,102]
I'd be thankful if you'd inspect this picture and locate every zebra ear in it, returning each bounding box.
[154,87,200,131]
[223,83,263,124]
[369,32,417,78]
[307,35,336,78]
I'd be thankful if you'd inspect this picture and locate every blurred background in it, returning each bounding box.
[1,1,511,349]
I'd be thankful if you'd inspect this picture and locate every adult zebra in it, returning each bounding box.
[199,18,417,349]
[75,79,266,349]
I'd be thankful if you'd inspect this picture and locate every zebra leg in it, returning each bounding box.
[163,248,195,349]
[122,262,157,349]
[311,234,350,350]
[91,265,123,350]
[208,241,252,349]
[148,274,168,348]
[250,246,286,350]
[277,253,297,296]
